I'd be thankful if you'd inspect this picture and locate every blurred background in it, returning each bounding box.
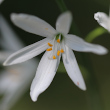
[0,0,110,110]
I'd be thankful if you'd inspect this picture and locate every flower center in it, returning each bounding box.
[46,34,64,59]
[56,33,63,43]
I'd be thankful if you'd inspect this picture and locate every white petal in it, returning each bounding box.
[0,14,23,51]
[30,51,60,102]
[94,12,109,31]
[62,46,86,90]
[0,0,4,4]
[65,34,108,55]
[4,38,51,65]
[56,11,72,34]
[0,60,37,110]
[11,13,57,38]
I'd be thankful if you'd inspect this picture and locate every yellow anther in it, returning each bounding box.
[60,49,64,53]
[48,43,53,47]
[57,39,60,43]
[46,48,52,51]
[57,50,60,56]
[53,55,56,59]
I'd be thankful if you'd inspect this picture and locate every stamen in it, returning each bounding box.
[46,48,52,51]
[53,55,56,59]
[61,49,64,53]
[48,43,53,47]
[57,39,60,43]
[57,50,60,56]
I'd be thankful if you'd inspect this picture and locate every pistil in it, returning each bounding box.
[57,39,60,43]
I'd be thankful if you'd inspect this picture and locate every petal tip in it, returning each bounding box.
[11,13,17,21]
[78,83,87,91]
[3,60,9,66]
[94,12,100,20]
[3,62,6,66]
[81,86,87,91]
[30,92,38,102]
[97,46,108,55]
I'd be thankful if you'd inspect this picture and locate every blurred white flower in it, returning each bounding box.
[0,0,4,4]
[0,14,38,110]
[4,11,108,102]
[94,11,110,32]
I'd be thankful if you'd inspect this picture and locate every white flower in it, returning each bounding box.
[94,11,110,32]
[4,11,108,102]
[0,0,4,4]
[0,14,38,110]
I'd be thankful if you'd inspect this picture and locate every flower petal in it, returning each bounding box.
[11,13,57,38]
[56,11,72,34]
[65,34,108,55]
[30,51,60,102]
[94,12,109,31]
[0,0,4,4]
[4,38,51,65]
[62,46,86,90]
[0,14,23,51]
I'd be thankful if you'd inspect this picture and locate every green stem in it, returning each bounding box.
[85,27,107,42]
[56,0,105,110]
[56,0,67,12]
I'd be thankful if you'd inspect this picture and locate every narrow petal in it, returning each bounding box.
[0,14,23,51]
[11,13,57,38]
[65,34,108,55]
[0,60,38,110]
[0,0,4,4]
[56,11,72,34]
[94,12,109,31]
[4,38,51,65]
[62,46,86,90]
[30,51,60,102]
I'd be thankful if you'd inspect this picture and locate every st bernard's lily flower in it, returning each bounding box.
[0,0,4,4]
[4,11,108,102]
[94,11,110,32]
[0,14,37,109]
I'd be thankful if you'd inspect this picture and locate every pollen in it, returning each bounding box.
[45,28,48,30]
[57,39,60,43]
[57,50,60,56]
[48,43,53,47]
[53,55,56,59]
[46,48,52,51]
[60,49,64,53]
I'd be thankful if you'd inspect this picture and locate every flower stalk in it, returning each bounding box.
[85,27,107,42]
[56,0,105,110]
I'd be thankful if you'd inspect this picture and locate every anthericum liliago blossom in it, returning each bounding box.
[4,11,108,102]
[0,14,38,109]
[94,10,110,32]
